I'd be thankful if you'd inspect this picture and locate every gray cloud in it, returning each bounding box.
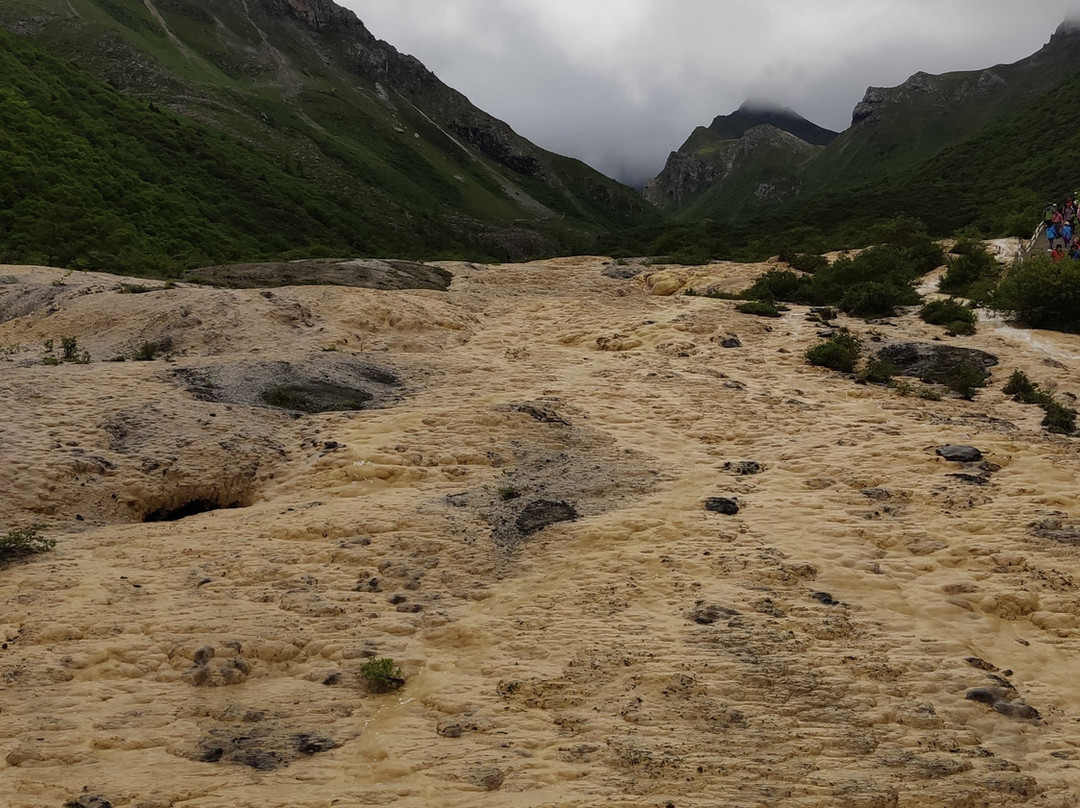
[341,1,1080,185]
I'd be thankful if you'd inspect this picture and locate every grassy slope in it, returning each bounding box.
[799,33,1080,196]
[785,70,1080,240]
[603,69,1080,261]
[0,0,655,270]
[0,29,422,272]
[654,29,1079,228]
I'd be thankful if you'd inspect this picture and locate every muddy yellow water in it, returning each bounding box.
[1,256,1079,807]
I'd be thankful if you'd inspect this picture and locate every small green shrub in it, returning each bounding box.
[931,358,988,399]
[940,240,1000,299]
[1041,398,1077,434]
[806,331,861,373]
[839,281,919,319]
[858,357,898,384]
[133,336,173,361]
[497,485,521,501]
[1003,370,1040,402]
[992,254,1080,332]
[787,253,830,274]
[261,385,316,412]
[1003,370,1077,434]
[0,525,54,560]
[743,269,809,302]
[58,336,90,364]
[736,300,786,318]
[920,299,977,335]
[359,657,404,691]
[700,289,743,300]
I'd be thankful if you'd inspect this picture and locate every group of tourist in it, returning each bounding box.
[1043,198,1080,260]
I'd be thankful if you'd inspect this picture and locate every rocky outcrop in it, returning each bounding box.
[265,0,365,31]
[644,124,815,209]
[449,118,544,178]
[644,151,722,208]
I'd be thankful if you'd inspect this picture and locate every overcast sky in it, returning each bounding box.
[340,1,1080,186]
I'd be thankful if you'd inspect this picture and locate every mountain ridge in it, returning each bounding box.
[647,19,1080,224]
[0,0,655,268]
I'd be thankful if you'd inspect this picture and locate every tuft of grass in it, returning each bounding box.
[132,337,174,361]
[497,485,522,501]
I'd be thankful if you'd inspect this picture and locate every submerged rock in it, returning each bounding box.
[705,497,740,515]
[937,445,983,463]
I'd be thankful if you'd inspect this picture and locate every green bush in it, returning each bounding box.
[1041,398,1078,434]
[839,281,919,319]
[858,357,898,384]
[1003,370,1077,434]
[0,525,54,560]
[940,240,1001,299]
[133,337,173,361]
[920,299,977,335]
[806,331,861,373]
[743,241,926,318]
[359,657,405,692]
[1003,370,1040,402]
[930,358,989,400]
[742,269,809,302]
[787,253,830,274]
[992,254,1080,332]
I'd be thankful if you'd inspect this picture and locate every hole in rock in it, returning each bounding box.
[143,499,247,523]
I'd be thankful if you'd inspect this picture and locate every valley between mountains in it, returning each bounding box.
[2,253,1080,807]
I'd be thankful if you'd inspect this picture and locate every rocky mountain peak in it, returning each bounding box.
[704,101,838,148]
[266,0,365,32]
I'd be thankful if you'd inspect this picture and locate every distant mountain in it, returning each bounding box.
[643,100,837,215]
[698,101,839,147]
[0,0,655,269]
[647,20,1080,225]
[803,19,1080,195]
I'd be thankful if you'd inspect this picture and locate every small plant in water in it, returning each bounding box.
[497,485,522,501]
[60,336,90,364]
[359,657,405,692]
[0,525,54,560]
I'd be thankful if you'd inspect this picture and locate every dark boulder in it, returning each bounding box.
[877,342,998,386]
[704,497,740,515]
[937,445,983,463]
[515,500,578,537]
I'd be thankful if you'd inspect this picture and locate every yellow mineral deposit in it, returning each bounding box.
[1,254,1078,807]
